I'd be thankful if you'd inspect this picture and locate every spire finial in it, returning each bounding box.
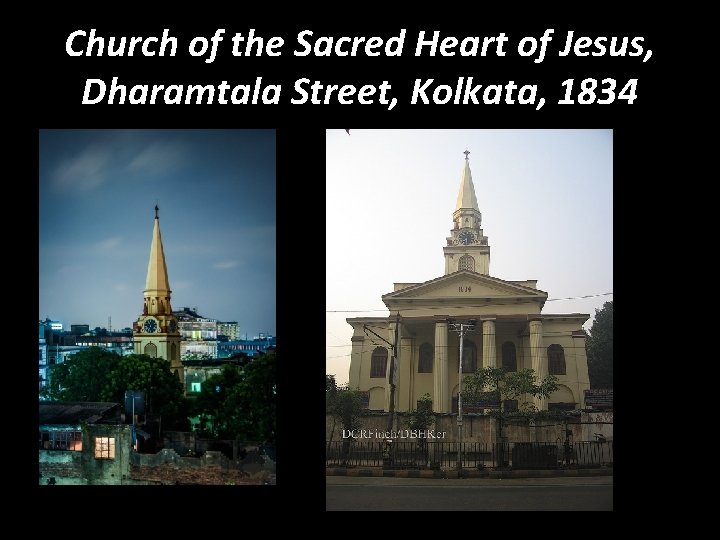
[463,149,470,161]
[154,204,159,219]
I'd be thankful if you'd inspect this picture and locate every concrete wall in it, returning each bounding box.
[39,450,83,484]
[39,424,132,485]
[326,412,606,444]
[581,411,613,441]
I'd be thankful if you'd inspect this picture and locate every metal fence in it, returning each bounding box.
[326,440,613,469]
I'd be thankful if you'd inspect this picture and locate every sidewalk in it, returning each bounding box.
[326,467,613,479]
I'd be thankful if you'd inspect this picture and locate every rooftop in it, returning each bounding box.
[39,402,122,425]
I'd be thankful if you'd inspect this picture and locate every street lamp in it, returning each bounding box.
[449,319,476,470]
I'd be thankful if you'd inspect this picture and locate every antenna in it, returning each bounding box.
[108,316,112,333]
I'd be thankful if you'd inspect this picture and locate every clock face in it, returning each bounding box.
[459,230,475,245]
[143,318,157,333]
[169,320,177,333]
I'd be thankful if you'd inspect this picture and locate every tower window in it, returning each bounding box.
[418,343,433,373]
[370,347,388,378]
[548,344,566,375]
[458,255,475,272]
[144,343,157,358]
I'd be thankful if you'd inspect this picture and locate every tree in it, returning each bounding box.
[228,352,276,442]
[192,352,276,442]
[326,374,337,394]
[106,354,188,430]
[404,393,434,466]
[193,365,243,438]
[42,348,188,432]
[41,347,120,401]
[326,383,364,465]
[463,367,559,465]
[587,301,613,389]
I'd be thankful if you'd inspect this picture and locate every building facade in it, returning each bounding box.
[174,307,219,358]
[217,335,276,358]
[39,402,132,485]
[347,153,591,413]
[217,321,240,341]
[133,206,183,382]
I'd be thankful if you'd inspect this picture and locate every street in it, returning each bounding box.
[326,476,613,511]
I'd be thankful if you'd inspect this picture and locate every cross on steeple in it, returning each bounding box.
[463,149,470,161]
[154,204,159,219]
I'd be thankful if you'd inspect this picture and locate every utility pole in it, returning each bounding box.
[449,319,476,470]
[363,312,400,432]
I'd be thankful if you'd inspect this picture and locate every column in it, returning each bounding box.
[482,319,496,368]
[529,318,546,410]
[399,335,414,412]
[433,319,449,413]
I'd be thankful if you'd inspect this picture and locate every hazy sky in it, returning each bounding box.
[40,129,276,337]
[326,129,612,386]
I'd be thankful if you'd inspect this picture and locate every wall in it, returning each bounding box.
[39,424,132,485]
[581,411,613,441]
[129,449,275,484]
[39,450,83,484]
[326,412,606,444]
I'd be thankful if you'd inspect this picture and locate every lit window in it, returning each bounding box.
[191,382,201,392]
[95,437,116,459]
[39,431,82,451]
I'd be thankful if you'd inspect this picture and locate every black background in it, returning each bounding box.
[21,12,689,512]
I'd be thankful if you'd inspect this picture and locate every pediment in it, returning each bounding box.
[383,271,547,302]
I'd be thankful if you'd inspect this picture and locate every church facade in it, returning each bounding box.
[133,206,183,383]
[347,154,591,414]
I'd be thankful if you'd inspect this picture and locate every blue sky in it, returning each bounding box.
[326,129,612,385]
[40,129,276,337]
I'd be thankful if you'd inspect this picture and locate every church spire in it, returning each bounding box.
[134,205,182,382]
[144,206,172,314]
[444,151,490,275]
[455,149,479,212]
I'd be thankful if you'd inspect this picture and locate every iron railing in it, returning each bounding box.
[326,440,613,469]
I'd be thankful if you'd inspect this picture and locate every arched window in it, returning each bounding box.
[461,340,477,373]
[502,341,517,372]
[370,347,388,378]
[458,255,475,272]
[418,343,433,373]
[144,343,157,358]
[548,344,566,375]
[171,342,177,361]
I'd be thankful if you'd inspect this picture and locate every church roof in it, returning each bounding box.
[455,155,479,212]
[145,207,171,294]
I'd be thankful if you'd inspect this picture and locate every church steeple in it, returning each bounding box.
[444,151,491,275]
[144,205,172,314]
[455,150,479,213]
[134,206,183,384]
